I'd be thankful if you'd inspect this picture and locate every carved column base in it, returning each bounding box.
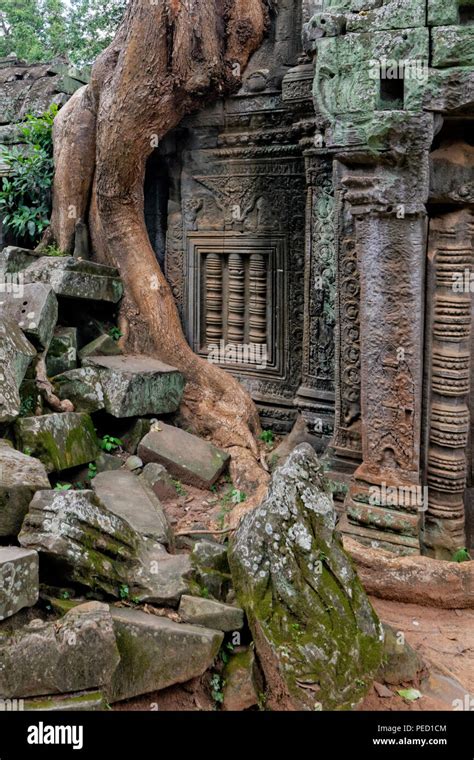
[342,467,421,556]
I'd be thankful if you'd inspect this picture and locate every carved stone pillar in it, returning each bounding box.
[422,209,473,558]
[344,212,427,554]
[295,152,336,441]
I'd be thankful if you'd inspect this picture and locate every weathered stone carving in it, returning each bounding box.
[423,210,474,558]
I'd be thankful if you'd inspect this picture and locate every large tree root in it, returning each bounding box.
[51,0,270,507]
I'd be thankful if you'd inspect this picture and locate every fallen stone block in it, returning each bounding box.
[0,441,50,536]
[19,490,192,604]
[14,412,100,473]
[0,283,58,349]
[0,319,36,423]
[190,539,232,601]
[108,606,223,702]
[23,690,107,711]
[222,648,260,712]
[46,327,78,377]
[54,367,105,413]
[122,418,152,454]
[23,257,123,303]
[344,536,474,609]
[229,443,384,711]
[140,462,176,500]
[138,423,230,488]
[82,356,185,418]
[179,595,244,632]
[0,246,39,275]
[0,547,39,621]
[0,602,120,699]
[79,334,122,359]
[92,469,171,546]
[378,624,426,686]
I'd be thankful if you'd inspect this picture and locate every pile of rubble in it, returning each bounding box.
[0,246,393,711]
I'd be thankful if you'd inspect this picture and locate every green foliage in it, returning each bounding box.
[172,479,187,497]
[259,429,275,446]
[452,547,471,563]
[108,326,123,342]
[0,104,57,245]
[397,688,422,701]
[119,584,129,600]
[54,482,72,491]
[19,394,36,417]
[99,435,122,453]
[87,462,97,481]
[43,243,66,257]
[0,0,127,65]
[210,673,225,705]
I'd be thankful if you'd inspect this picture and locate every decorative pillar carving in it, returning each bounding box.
[248,253,267,345]
[227,253,245,344]
[344,212,427,554]
[205,253,223,345]
[423,209,473,558]
[296,153,336,438]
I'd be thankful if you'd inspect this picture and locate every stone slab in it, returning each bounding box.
[24,257,123,303]
[78,334,122,359]
[92,469,171,546]
[0,283,58,349]
[0,319,36,423]
[0,547,39,621]
[0,441,50,536]
[178,595,244,632]
[0,602,120,698]
[138,423,230,488]
[14,412,100,473]
[46,327,78,377]
[82,355,185,418]
[108,606,223,702]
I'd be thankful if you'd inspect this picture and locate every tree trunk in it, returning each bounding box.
[51,0,270,504]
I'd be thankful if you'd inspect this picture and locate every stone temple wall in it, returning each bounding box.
[304,0,474,557]
[146,0,474,558]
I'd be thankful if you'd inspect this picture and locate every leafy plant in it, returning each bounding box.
[0,104,57,245]
[259,429,275,446]
[172,479,187,497]
[119,584,129,600]
[54,482,72,491]
[43,243,66,257]
[88,462,97,481]
[452,547,471,563]
[19,394,36,417]
[210,673,225,705]
[199,586,210,599]
[99,435,122,453]
[109,326,123,341]
[397,688,422,701]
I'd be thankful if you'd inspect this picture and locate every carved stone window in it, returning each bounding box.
[186,234,287,378]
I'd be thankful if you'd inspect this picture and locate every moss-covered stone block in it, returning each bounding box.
[82,356,185,418]
[0,441,50,537]
[46,327,78,377]
[108,606,223,702]
[229,444,384,711]
[24,257,123,304]
[14,412,100,472]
